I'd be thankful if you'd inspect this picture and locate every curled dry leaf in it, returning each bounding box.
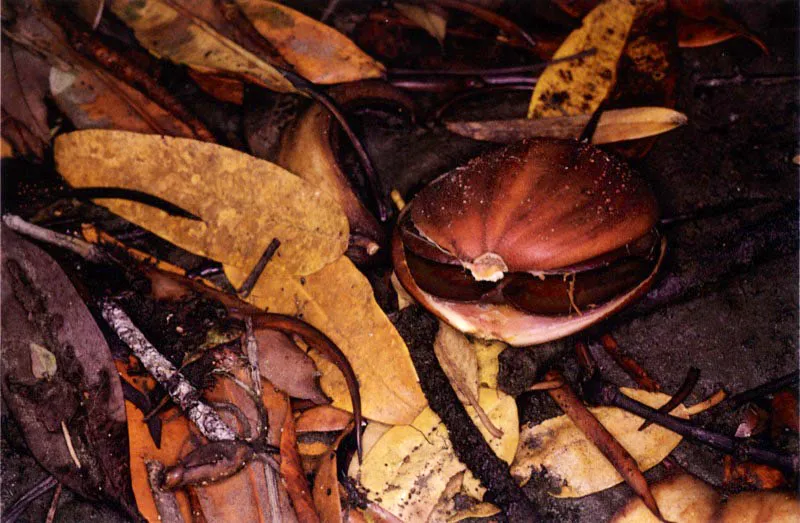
[427,471,465,523]
[1,227,137,518]
[186,70,245,105]
[351,388,517,521]
[54,130,349,277]
[395,3,448,46]
[295,405,353,434]
[611,474,720,523]
[716,490,800,523]
[236,0,385,84]
[511,388,689,497]
[434,322,479,404]
[311,424,353,523]
[108,0,295,93]
[528,0,636,118]
[225,258,427,425]
[280,396,320,523]
[446,107,687,144]
[447,502,501,523]
[49,65,196,138]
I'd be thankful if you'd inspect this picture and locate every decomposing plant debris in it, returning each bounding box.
[1,1,797,522]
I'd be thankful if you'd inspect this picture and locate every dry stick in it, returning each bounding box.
[44,483,62,523]
[2,215,109,263]
[639,367,699,431]
[597,334,661,392]
[426,0,539,50]
[584,378,799,473]
[146,461,186,523]
[1,476,58,523]
[727,372,799,407]
[101,299,237,442]
[242,318,282,523]
[544,370,664,521]
[396,307,537,522]
[238,238,280,298]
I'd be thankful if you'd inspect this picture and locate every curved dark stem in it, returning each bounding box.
[389,49,597,77]
[424,0,539,50]
[584,378,799,473]
[280,69,390,222]
[639,367,699,431]
[726,372,799,407]
[1,476,58,523]
[248,312,363,462]
[67,187,202,221]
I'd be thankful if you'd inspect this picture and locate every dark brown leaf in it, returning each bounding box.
[1,42,51,158]
[1,225,139,519]
[257,328,329,405]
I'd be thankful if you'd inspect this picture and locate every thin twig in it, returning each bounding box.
[44,483,62,523]
[639,367,700,431]
[545,370,663,521]
[61,420,82,469]
[3,215,109,263]
[597,334,661,392]
[238,238,280,298]
[584,378,799,473]
[101,299,237,441]
[146,460,187,523]
[727,372,799,407]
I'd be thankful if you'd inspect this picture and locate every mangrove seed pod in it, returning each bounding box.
[392,138,666,346]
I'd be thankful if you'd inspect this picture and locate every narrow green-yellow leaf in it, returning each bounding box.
[236,0,384,84]
[511,388,689,497]
[54,130,348,276]
[109,0,295,93]
[527,0,636,118]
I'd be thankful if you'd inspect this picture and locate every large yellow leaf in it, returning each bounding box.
[612,474,720,523]
[351,388,517,521]
[511,388,689,497]
[527,0,636,118]
[54,130,348,276]
[236,0,384,84]
[109,0,295,93]
[225,258,427,425]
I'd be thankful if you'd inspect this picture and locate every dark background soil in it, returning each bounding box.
[2,1,798,521]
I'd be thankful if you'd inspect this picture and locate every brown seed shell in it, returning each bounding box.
[409,139,659,273]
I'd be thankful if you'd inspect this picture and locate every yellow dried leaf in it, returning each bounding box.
[353,388,517,521]
[434,322,478,403]
[474,339,506,390]
[428,471,465,523]
[55,130,348,276]
[612,474,720,523]
[109,0,295,93]
[717,491,800,523]
[461,388,518,499]
[527,0,636,118]
[236,0,384,84]
[511,388,689,497]
[225,257,427,425]
[447,502,501,523]
[396,4,447,45]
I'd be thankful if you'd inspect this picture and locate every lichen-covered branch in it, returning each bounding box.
[101,299,236,442]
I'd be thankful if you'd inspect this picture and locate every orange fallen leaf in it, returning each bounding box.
[723,456,787,491]
[281,396,320,522]
[296,406,353,434]
[236,0,385,84]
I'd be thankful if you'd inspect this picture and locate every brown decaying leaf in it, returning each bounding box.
[1,42,51,157]
[445,107,687,144]
[55,130,349,277]
[611,473,720,523]
[256,329,329,404]
[677,18,740,48]
[225,258,427,426]
[723,456,787,491]
[670,0,768,54]
[771,390,799,435]
[1,227,138,518]
[186,69,245,105]
[281,396,321,523]
[50,64,195,137]
[236,0,385,84]
[395,3,448,46]
[108,0,296,93]
[528,0,636,118]
[296,406,353,434]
